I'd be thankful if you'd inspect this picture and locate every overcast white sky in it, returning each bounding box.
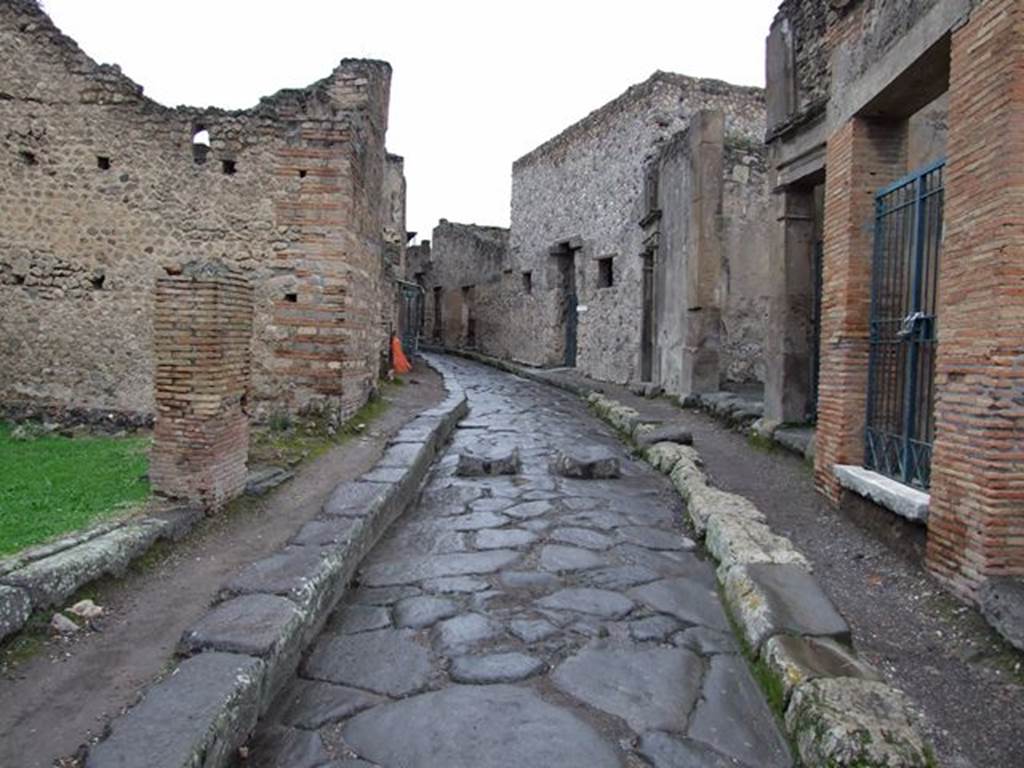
[41,0,777,239]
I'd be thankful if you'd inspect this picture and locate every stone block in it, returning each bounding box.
[322,481,393,518]
[763,634,881,701]
[455,447,520,476]
[645,442,698,475]
[785,678,931,767]
[834,465,929,523]
[549,447,620,479]
[0,585,32,642]
[635,424,694,448]
[979,576,1024,652]
[705,512,808,575]
[86,652,265,768]
[722,563,849,652]
[376,441,431,473]
[245,466,294,497]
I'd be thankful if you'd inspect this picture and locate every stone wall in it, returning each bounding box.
[505,72,766,389]
[380,153,407,366]
[0,0,396,424]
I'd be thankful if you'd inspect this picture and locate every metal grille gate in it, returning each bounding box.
[865,160,944,489]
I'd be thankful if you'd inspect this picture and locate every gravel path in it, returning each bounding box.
[247,358,792,768]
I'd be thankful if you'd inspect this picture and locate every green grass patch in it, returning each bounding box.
[0,423,150,556]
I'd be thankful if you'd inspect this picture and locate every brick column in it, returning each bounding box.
[150,262,253,509]
[765,185,815,424]
[814,117,907,502]
[927,0,1024,599]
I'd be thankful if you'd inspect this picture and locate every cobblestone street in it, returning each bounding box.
[249,358,792,767]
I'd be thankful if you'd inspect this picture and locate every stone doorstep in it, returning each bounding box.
[834,464,930,523]
[86,357,468,768]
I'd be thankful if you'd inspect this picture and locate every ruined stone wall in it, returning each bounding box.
[0,0,393,423]
[508,72,766,384]
[380,154,407,362]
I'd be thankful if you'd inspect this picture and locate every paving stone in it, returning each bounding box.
[562,510,628,530]
[581,565,661,590]
[0,585,31,642]
[499,570,561,591]
[628,578,731,631]
[537,588,635,619]
[688,655,792,768]
[221,546,345,613]
[635,424,694,447]
[473,528,537,550]
[520,517,553,532]
[361,466,409,484]
[763,635,882,700]
[705,514,810,574]
[509,617,559,643]
[394,595,459,628]
[721,563,850,652]
[612,544,713,581]
[276,679,383,729]
[550,447,621,479]
[629,615,684,642]
[86,652,264,768]
[351,585,420,606]
[302,629,433,697]
[456,447,521,476]
[468,497,517,514]
[539,545,606,572]
[373,525,467,557]
[550,527,615,550]
[785,678,930,768]
[446,511,510,530]
[423,576,490,593]
[450,652,546,683]
[376,440,429,470]
[502,500,555,519]
[334,604,392,634]
[418,484,485,515]
[638,730,755,768]
[342,684,621,768]
[673,626,739,656]
[432,612,503,651]
[323,481,392,518]
[361,550,520,586]
[178,594,302,660]
[619,526,694,552]
[470,589,510,611]
[246,726,330,768]
[552,644,703,732]
[290,517,362,547]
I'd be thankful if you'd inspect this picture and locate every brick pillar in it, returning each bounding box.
[765,185,815,424]
[814,117,907,502]
[927,0,1024,599]
[150,262,253,509]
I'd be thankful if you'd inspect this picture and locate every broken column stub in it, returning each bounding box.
[550,447,621,479]
[150,261,254,509]
[456,447,521,477]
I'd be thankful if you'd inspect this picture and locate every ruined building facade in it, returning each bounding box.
[0,0,402,425]
[765,0,1024,605]
[410,73,770,402]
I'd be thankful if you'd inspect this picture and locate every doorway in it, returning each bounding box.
[556,247,578,367]
[640,250,655,382]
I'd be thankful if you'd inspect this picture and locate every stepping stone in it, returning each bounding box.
[432,613,503,652]
[672,626,739,656]
[361,550,520,586]
[550,447,621,479]
[551,527,615,550]
[537,588,635,620]
[450,652,546,684]
[500,571,561,591]
[335,604,391,634]
[394,596,459,629]
[342,685,621,768]
[628,578,730,631]
[637,731,743,768]
[302,629,433,697]
[456,447,521,476]
[509,618,559,643]
[582,565,661,590]
[276,680,383,730]
[475,528,538,550]
[246,726,329,768]
[552,645,703,732]
[619,526,694,552]
[629,615,683,643]
[503,500,555,519]
[423,576,490,594]
[687,655,792,768]
[447,511,510,531]
[539,545,606,572]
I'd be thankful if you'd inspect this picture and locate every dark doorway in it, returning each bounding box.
[432,287,442,343]
[641,250,655,382]
[557,249,578,367]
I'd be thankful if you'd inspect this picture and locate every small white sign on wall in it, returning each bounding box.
[577,305,589,313]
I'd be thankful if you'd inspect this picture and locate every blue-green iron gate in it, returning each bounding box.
[864,160,944,489]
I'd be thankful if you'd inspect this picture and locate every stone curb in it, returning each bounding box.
[0,505,202,643]
[442,348,933,767]
[85,354,469,768]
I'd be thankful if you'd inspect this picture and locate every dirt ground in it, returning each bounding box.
[0,365,444,768]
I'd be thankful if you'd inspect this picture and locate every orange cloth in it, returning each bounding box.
[391,335,412,374]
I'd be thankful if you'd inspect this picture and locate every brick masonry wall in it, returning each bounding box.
[814,117,907,503]
[0,0,393,424]
[926,0,1024,599]
[150,263,253,509]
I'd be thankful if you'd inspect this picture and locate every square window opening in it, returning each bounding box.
[222,159,237,175]
[97,156,111,170]
[597,257,614,288]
